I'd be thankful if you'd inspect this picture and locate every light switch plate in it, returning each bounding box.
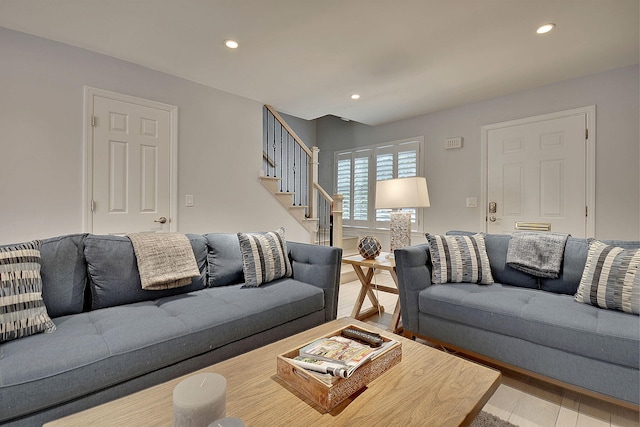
[186,194,194,207]
[466,197,478,208]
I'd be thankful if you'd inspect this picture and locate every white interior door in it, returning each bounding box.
[484,108,593,237]
[86,88,177,235]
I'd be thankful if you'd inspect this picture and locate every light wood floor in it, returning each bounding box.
[338,270,640,427]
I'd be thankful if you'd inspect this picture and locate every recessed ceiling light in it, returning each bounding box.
[224,39,239,49]
[536,23,555,34]
[351,94,360,100]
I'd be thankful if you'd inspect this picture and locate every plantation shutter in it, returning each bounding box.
[336,154,351,221]
[375,146,394,222]
[352,153,369,222]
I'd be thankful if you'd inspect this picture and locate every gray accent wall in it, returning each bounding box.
[0,28,308,244]
[317,65,640,241]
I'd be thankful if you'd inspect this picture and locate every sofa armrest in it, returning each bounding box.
[287,242,343,322]
[394,243,432,334]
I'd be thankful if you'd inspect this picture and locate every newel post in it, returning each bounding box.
[308,146,320,219]
[332,193,343,248]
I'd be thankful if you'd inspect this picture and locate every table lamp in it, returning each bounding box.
[375,177,430,254]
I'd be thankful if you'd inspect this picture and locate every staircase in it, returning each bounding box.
[259,175,318,235]
[261,105,342,247]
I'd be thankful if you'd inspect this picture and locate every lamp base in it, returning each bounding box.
[389,211,412,254]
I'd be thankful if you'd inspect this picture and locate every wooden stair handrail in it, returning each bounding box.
[314,182,333,204]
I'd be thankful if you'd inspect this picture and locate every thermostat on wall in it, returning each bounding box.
[445,137,463,149]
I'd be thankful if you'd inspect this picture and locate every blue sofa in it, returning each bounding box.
[395,231,639,408]
[0,232,342,426]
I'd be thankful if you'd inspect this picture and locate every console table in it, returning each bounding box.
[342,253,402,333]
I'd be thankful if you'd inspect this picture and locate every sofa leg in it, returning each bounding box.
[402,330,416,340]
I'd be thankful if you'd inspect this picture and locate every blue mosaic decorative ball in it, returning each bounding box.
[357,236,382,260]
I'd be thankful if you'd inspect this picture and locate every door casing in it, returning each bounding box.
[83,86,178,233]
[480,106,596,236]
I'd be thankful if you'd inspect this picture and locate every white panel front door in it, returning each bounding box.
[486,112,588,236]
[89,91,176,234]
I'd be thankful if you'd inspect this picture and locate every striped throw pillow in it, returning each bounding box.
[1,240,56,342]
[575,240,640,315]
[426,233,494,285]
[237,228,292,287]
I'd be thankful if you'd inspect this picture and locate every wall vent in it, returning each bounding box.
[445,137,463,149]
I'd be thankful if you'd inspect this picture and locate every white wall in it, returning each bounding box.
[0,28,308,244]
[318,65,640,242]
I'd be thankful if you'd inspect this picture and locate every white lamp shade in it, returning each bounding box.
[375,177,430,209]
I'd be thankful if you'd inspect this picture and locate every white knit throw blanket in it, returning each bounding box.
[506,231,570,278]
[127,233,200,290]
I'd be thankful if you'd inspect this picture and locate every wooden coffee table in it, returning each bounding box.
[45,318,500,427]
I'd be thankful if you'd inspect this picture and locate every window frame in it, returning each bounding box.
[334,137,424,231]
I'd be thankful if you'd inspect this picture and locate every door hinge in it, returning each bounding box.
[91,115,96,127]
[91,200,96,213]
[585,206,588,217]
[585,128,588,139]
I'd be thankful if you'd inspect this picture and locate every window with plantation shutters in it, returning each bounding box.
[375,141,419,224]
[335,137,423,230]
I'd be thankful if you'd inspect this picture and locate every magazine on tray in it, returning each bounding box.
[292,335,397,380]
[299,335,375,365]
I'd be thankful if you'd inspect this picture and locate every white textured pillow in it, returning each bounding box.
[426,233,494,285]
[237,228,292,287]
[575,240,640,315]
[0,240,56,342]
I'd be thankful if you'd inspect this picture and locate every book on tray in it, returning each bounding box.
[291,335,397,382]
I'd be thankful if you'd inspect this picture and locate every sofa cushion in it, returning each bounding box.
[238,228,292,287]
[540,237,589,295]
[446,231,539,289]
[204,233,244,287]
[85,234,208,309]
[418,283,639,369]
[601,239,640,250]
[575,240,640,314]
[0,240,56,342]
[426,233,493,284]
[540,238,640,295]
[39,234,89,317]
[0,278,324,419]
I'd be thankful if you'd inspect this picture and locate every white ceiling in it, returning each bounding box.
[1,0,638,125]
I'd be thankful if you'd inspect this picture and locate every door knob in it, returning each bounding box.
[154,217,167,224]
